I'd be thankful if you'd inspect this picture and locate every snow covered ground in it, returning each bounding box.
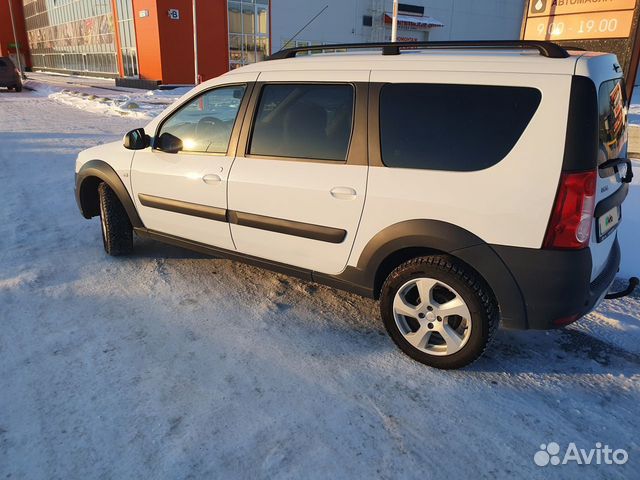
[0,81,639,479]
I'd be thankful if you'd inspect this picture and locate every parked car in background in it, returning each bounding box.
[0,57,22,92]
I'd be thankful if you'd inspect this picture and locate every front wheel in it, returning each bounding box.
[380,255,498,369]
[98,182,133,256]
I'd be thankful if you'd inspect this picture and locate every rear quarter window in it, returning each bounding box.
[379,83,541,171]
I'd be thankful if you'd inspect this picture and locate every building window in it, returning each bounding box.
[22,0,120,75]
[114,0,139,77]
[228,0,270,70]
[363,15,373,27]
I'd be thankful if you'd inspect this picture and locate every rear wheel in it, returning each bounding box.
[380,255,498,369]
[14,84,22,92]
[98,182,133,256]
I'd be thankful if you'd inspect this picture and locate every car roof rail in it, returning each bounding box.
[267,40,571,60]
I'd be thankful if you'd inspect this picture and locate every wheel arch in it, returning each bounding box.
[76,160,144,228]
[347,220,528,329]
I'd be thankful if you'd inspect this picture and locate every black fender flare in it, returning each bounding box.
[75,159,144,228]
[340,220,528,329]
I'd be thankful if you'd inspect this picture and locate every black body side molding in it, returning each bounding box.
[138,193,227,222]
[228,210,347,244]
[75,160,144,228]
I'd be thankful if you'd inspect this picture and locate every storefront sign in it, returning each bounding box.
[524,10,634,40]
[523,0,637,40]
[522,0,640,100]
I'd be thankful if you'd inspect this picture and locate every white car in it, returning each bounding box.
[75,41,636,369]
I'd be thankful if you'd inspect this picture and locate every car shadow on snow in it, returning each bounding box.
[132,237,209,260]
[128,237,640,377]
[468,326,640,375]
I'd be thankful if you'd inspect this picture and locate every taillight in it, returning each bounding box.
[543,171,597,250]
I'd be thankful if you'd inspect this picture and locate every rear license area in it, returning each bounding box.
[596,205,620,242]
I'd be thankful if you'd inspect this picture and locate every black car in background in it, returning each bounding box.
[0,57,22,92]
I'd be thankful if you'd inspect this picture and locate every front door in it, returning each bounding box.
[227,71,369,274]
[131,81,252,250]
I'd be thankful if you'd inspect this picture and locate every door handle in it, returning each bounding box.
[330,187,357,200]
[202,174,222,185]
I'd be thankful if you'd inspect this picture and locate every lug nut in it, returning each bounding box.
[437,316,442,322]
[418,313,425,319]
[428,323,434,329]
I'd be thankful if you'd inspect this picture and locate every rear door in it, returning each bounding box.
[590,72,630,280]
[226,71,369,274]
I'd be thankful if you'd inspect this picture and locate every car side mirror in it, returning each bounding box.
[156,132,183,154]
[123,128,150,150]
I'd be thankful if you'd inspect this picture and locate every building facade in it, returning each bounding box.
[2,0,532,85]
[271,0,527,51]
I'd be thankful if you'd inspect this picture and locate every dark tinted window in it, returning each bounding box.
[379,83,541,171]
[158,85,246,153]
[598,78,627,163]
[250,84,354,161]
[0,59,8,68]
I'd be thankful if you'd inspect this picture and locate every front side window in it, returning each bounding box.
[379,83,541,171]
[249,84,354,161]
[157,85,246,154]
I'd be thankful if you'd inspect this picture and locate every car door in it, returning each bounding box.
[227,71,369,275]
[131,80,254,250]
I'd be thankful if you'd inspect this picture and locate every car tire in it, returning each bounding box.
[15,84,22,92]
[98,182,133,256]
[380,255,498,369]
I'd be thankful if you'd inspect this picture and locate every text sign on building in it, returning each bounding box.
[168,9,180,20]
[523,0,638,41]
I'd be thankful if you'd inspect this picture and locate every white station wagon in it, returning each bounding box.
[75,41,637,369]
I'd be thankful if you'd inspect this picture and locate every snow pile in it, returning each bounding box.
[145,86,191,98]
[48,90,171,119]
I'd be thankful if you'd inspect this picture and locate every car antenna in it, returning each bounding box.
[282,5,329,49]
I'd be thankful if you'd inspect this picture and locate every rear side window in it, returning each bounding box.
[0,59,7,68]
[249,84,354,161]
[598,78,627,162]
[379,84,541,171]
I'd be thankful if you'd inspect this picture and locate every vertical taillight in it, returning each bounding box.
[543,171,597,250]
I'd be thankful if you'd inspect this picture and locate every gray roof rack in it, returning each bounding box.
[267,40,570,60]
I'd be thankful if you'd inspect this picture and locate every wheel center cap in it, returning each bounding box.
[425,311,436,321]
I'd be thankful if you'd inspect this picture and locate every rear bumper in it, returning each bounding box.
[492,237,620,329]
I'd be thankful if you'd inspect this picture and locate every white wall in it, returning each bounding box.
[270,0,527,51]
